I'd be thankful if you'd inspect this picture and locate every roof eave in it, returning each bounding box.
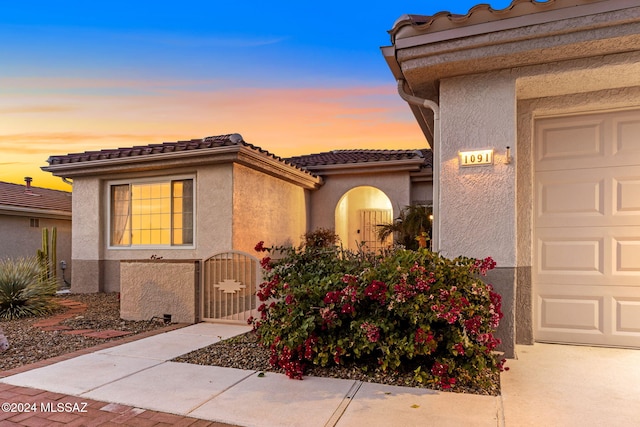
[301,158,428,176]
[42,146,245,177]
[384,0,640,143]
[410,168,433,183]
[42,144,322,190]
[0,205,72,220]
[236,147,323,190]
[389,1,640,91]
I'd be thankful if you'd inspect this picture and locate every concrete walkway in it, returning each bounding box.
[1,323,639,426]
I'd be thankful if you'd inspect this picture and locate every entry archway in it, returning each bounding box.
[335,186,393,252]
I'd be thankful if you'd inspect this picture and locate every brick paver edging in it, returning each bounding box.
[0,383,235,427]
[0,323,240,426]
[33,299,137,339]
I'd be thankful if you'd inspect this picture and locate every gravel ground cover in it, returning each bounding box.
[1,293,500,395]
[0,293,167,371]
[173,331,501,396]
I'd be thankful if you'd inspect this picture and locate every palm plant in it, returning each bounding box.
[0,257,58,319]
[377,204,433,250]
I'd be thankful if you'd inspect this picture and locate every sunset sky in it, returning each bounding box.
[1,0,514,190]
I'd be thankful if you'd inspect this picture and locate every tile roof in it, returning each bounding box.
[0,181,71,213]
[390,0,598,36]
[46,133,275,166]
[44,133,320,179]
[286,149,432,169]
[45,133,432,177]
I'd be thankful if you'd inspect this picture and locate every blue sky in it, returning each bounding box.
[0,0,516,189]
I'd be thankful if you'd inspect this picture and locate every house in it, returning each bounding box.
[42,135,432,324]
[0,178,72,286]
[383,0,640,356]
[287,148,432,252]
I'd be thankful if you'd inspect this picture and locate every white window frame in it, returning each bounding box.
[107,175,196,250]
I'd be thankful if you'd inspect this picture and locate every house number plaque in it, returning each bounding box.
[458,149,494,167]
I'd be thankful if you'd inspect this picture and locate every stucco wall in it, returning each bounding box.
[120,260,198,323]
[438,72,518,356]
[69,164,235,293]
[0,214,72,286]
[232,163,309,251]
[107,165,234,287]
[102,165,234,263]
[439,72,517,266]
[71,177,103,293]
[197,165,235,256]
[309,173,412,232]
[410,180,433,205]
[392,4,640,355]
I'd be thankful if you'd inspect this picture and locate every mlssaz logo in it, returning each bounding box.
[40,402,89,413]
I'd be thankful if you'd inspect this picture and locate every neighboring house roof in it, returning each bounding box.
[43,133,322,190]
[0,180,71,218]
[286,149,432,175]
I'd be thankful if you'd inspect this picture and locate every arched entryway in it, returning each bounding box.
[335,186,393,252]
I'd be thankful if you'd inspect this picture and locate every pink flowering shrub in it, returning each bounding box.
[250,237,507,392]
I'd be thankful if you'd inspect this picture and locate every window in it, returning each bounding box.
[29,218,40,228]
[110,178,194,247]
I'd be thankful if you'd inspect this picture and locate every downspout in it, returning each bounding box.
[396,79,441,252]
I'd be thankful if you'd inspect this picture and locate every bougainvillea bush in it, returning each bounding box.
[250,239,507,392]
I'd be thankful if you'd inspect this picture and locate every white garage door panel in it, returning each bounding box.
[536,166,640,228]
[614,115,640,159]
[534,109,640,348]
[615,177,640,214]
[536,227,640,287]
[615,298,640,334]
[537,119,603,162]
[537,234,603,276]
[536,111,640,172]
[538,295,602,331]
[538,173,604,216]
[617,240,640,273]
[536,286,640,347]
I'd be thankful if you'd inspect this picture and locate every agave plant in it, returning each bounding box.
[0,257,58,319]
[377,204,433,250]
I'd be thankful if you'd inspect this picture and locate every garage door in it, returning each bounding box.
[534,109,640,348]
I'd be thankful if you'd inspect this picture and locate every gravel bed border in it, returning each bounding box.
[0,293,170,372]
[1,293,501,396]
[173,330,501,396]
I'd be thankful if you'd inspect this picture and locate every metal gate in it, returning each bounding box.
[202,251,260,323]
[360,209,392,252]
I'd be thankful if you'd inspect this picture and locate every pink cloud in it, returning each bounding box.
[1,77,426,188]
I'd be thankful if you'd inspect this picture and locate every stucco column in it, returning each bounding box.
[439,71,517,357]
[71,178,103,293]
